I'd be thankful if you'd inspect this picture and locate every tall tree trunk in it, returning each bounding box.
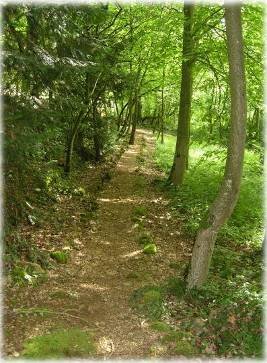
[160,64,165,144]
[92,99,102,162]
[27,7,40,97]
[168,2,195,185]
[129,95,139,145]
[187,3,247,289]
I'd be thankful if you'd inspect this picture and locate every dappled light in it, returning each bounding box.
[4,2,263,360]
[120,249,143,259]
[79,283,109,292]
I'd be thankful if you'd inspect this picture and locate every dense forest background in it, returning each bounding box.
[3,3,264,359]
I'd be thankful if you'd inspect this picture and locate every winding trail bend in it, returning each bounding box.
[5,129,192,358]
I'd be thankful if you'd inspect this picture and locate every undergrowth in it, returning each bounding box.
[154,134,263,247]
[131,248,263,358]
[132,134,264,358]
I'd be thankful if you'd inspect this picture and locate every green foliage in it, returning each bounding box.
[50,251,69,264]
[138,231,153,245]
[73,186,86,196]
[162,331,197,356]
[10,262,47,286]
[181,242,262,357]
[164,277,186,299]
[133,205,147,217]
[132,245,262,358]
[22,328,95,358]
[130,286,164,320]
[154,135,263,246]
[132,205,147,223]
[143,243,157,254]
[151,132,263,357]
[150,321,171,332]
[4,232,52,280]
[182,267,263,357]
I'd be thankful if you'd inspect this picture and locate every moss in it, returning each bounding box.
[143,289,161,303]
[162,331,197,356]
[143,243,157,254]
[175,339,197,356]
[22,328,95,358]
[131,286,164,319]
[150,321,172,333]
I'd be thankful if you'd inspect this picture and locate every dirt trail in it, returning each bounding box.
[4,129,192,358]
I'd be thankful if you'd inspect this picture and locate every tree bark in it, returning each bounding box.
[64,111,84,175]
[129,95,141,145]
[92,99,103,162]
[187,3,247,289]
[160,65,165,144]
[168,2,195,186]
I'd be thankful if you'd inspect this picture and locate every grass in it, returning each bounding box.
[154,134,263,247]
[22,328,95,358]
[50,250,69,264]
[133,205,147,218]
[132,205,147,223]
[130,285,165,320]
[137,231,153,246]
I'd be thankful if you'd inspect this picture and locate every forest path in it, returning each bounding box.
[5,129,192,358]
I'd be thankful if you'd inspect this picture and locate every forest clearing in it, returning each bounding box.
[3,2,263,360]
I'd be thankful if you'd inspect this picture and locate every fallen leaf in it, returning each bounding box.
[228,314,236,325]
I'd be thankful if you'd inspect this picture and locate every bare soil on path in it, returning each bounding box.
[4,129,193,358]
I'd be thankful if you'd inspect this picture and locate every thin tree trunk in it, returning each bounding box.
[161,64,165,144]
[187,3,247,289]
[129,95,138,145]
[92,99,102,162]
[168,2,195,185]
[64,111,84,174]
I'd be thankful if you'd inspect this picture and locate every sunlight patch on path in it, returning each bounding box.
[120,249,143,259]
[98,197,169,205]
[79,283,109,292]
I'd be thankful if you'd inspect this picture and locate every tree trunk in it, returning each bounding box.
[168,3,195,186]
[187,3,247,289]
[160,64,166,144]
[26,8,41,98]
[64,111,84,175]
[92,99,102,162]
[129,95,140,145]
